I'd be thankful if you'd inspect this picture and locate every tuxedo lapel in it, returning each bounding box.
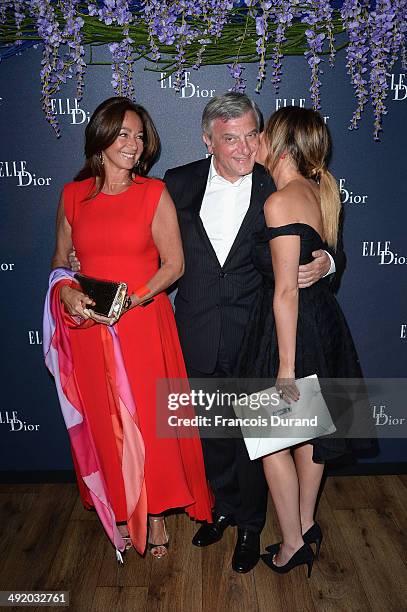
[222,164,267,268]
[187,157,210,213]
[186,157,221,268]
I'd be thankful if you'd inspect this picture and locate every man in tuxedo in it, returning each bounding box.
[163,93,336,573]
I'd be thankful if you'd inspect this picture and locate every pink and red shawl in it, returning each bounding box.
[43,268,147,555]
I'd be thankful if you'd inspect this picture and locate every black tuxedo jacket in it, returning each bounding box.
[164,157,276,373]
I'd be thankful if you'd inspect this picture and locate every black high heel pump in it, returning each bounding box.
[261,542,315,578]
[266,522,323,560]
[303,522,323,559]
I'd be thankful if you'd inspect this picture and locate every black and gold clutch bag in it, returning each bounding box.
[74,273,128,319]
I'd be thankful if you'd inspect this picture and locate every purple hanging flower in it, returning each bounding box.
[228,62,246,93]
[142,1,234,91]
[193,0,233,69]
[388,0,407,70]
[109,26,135,98]
[301,0,335,110]
[0,1,13,25]
[254,1,273,92]
[29,0,64,136]
[13,0,26,46]
[93,0,132,26]
[369,0,396,140]
[89,1,135,98]
[270,0,294,92]
[61,0,86,100]
[341,0,370,130]
[303,28,325,110]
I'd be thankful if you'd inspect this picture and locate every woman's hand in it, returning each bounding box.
[60,285,95,319]
[276,367,300,404]
[86,294,140,326]
[86,310,117,326]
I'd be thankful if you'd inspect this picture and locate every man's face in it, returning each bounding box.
[203,110,260,183]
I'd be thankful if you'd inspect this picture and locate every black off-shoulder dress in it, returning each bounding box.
[235,223,375,463]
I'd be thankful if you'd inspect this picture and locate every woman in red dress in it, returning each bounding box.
[50,97,212,560]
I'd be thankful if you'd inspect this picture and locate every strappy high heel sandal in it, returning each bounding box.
[148,516,170,559]
[115,523,133,564]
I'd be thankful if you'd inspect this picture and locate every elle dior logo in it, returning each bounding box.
[339,178,368,204]
[275,98,330,123]
[50,97,90,124]
[372,405,405,427]
[28,330,42,345]
[0,161,51,187]
[0,411,40,432]
[0,262,15,271]
[390,74,407,101]
[362,241,407,265]
[160,72,215,98]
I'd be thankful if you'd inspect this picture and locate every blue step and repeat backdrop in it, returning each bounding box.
[0,44,406,477]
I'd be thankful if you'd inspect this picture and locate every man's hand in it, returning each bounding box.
[298,250,331,289]
[68,248,81,272]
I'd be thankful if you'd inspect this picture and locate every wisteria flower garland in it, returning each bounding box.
[1,1,407,139]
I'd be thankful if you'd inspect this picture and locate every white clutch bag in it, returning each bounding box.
[232,374,336,460]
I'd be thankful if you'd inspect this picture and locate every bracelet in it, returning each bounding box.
[134,284,151,299]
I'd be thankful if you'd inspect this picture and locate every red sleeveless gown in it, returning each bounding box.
[63,176,212,521]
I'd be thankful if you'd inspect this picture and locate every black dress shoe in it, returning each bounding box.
[192,514,234,547]
[232,529,260,573]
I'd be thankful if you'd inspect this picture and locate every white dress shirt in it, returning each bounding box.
[200,157,252,266]
[200,156,335,275]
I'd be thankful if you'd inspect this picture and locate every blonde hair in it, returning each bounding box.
[263,106,341,249]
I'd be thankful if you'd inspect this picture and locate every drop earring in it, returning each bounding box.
[99,152,104,166]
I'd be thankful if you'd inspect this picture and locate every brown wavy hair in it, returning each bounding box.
[263,106,341,249]
[75,96,161,196]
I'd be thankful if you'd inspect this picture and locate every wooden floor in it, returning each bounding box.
[1,475,407,612]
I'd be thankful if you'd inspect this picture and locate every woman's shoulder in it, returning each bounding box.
[137,176,165,200]
[264,189,294,225]
[139,176,165,191]
[264,180,317,221]
[143,176,164,186]
[63,177,94,197]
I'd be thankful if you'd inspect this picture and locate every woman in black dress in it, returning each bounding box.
[236,107,370,576]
